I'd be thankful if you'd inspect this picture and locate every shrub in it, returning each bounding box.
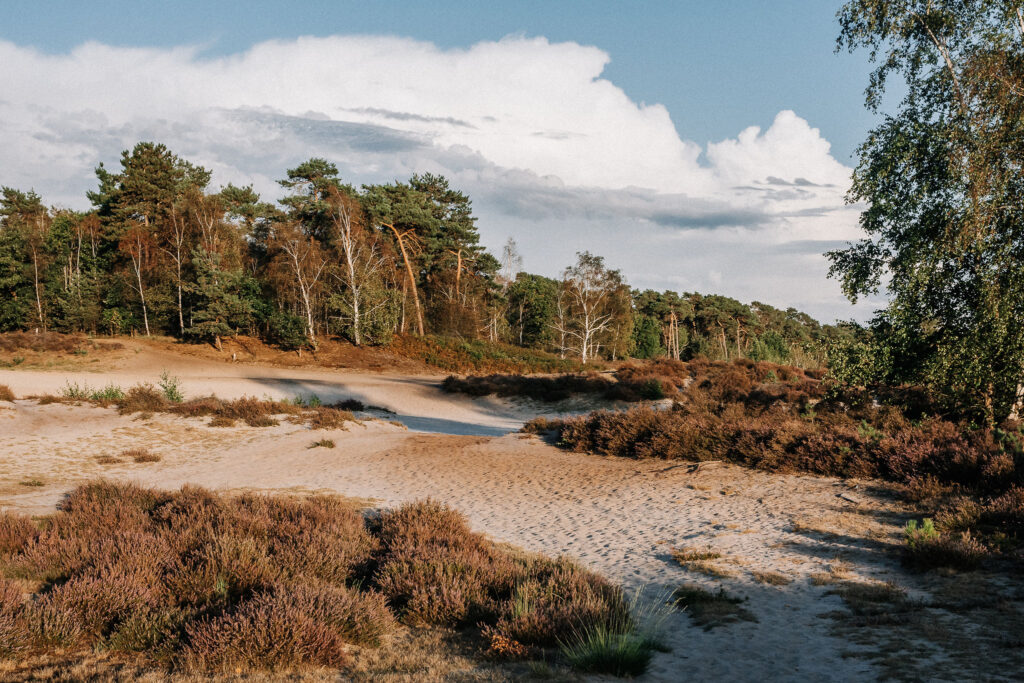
[0,484,629,676]
[309,439,336,449]
[0,384,14,402]
[158,372,184,403]
[118,384,169,414]
[0,514,38,555]
[904,518,986,570]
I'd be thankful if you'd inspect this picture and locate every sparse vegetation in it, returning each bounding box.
[0,384,14,402]
[122,448,160,463]
[0,483,637,677]
[671,585,755,629]
[751,570,793,586]
[532,357,1024,563]
[32,384,363,432]
[309,439,336,449]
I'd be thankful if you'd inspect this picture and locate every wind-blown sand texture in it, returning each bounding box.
[1,342,1021,681]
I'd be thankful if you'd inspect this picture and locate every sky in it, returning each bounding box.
[0,1,889,322]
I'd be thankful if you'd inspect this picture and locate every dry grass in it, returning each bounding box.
[94,455,122,465]
[671,584,756,629]
[31,385,363,432]
[121,448,160,463]
[0,483,631,677]
[751,570,793,586]
[671,546,739,578]
[309,439,336,449]
[0,385,15,402]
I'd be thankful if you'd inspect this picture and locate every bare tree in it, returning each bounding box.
[382,222,424,336]
[499,237,522,292]
[119,224,154,336]
[326,190,388,345]
[159,202,190,335]
[555,252,625,363]
[273,223,328,348]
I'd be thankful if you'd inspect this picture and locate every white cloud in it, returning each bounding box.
[0,35,869,321]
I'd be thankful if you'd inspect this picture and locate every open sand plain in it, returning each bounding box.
[1,341,1021,682]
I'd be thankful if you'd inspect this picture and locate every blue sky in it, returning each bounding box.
[3,0,875,160]
[0,1,885,322]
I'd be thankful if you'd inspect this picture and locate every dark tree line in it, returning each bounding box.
[0,142,841,364]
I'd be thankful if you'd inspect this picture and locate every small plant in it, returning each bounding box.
[95,455,122,465]
[904,518,938,547]
[19,479,44,487]
[857,420,885,442]
[61,381,91,400]
[904,518,985,570]
[309,439,336,449]
[0,384,15,402]
[294,394,322,408]
[158,371,183,403]
[12,356,25,366]
[208,416,235,427]
[90,384,125,402]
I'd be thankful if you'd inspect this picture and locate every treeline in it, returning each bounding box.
[0,142,847,364]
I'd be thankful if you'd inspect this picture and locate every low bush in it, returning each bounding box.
[0,483,635,676]
[0,384,15,402]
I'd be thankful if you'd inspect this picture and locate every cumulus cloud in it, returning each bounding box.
[0,34,871,321]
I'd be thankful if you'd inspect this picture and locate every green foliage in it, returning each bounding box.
[631,315,665,359]
[266,311,308,350]
[158,372,183,403]
[830,1,1024,424]
[904,518,938,547]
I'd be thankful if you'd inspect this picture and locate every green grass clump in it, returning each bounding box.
[558,589,668,677]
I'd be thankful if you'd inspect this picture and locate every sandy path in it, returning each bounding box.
[0,398,900,682]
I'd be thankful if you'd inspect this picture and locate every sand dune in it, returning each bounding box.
[0,347,1011,681]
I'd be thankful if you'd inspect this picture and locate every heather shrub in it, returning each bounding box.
[0,484,632,676]
[118,384,169,414]
[0,513,38,556]
[182,588,351,672]
[0,579,28,656]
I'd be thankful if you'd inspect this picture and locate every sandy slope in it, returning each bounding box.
[0,349,1016,681]
[0,345,531,436]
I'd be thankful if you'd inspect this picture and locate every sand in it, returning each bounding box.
[0,344,1016,681]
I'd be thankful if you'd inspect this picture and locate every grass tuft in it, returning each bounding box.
[122,448,161,463]
[309,439,336,449]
